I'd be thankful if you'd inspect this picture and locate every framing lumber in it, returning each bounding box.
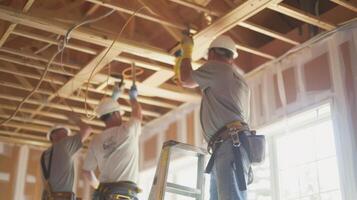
[0,79,161,118]
[0,0,35,47]
[238,21,300,45]
[85,0,186,30]
[0,6,175,65]
[168,0,299,46]
[0,52,176,109]
[330,0,357,13]
[0,114,102,134]
[0,103,104,128]
[268,3,336,31]
[168,0,221,17]
[236,43,275,60]
[191,0,281,60]
[0,134,51,147]
[0,93,131,123]
[137,0,182,41]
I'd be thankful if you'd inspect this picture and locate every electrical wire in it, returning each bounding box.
[0,9,116,126]
[83,6,148,118]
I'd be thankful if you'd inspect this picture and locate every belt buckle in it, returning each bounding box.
[229,127,241,147]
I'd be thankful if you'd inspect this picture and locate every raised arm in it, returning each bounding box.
[67,113,92,142]
[178,35,198,88]
[129,85,142,121]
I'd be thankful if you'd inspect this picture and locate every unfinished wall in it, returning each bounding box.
[246,21,357,200]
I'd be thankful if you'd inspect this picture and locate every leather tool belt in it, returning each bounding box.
[205,121,266,191]
[93,181,141,200]
[43,192,77,200]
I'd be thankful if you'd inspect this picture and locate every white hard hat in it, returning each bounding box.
[209,35,238,59]
[46,125,71,141]
[96,98,122,118]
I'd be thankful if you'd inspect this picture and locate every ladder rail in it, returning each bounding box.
[148,140,208,200]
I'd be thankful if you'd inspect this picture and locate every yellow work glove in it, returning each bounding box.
[173,56,183,84]
[172,50,183,84]
[181,35,193,59]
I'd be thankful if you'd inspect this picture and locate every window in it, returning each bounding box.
[139,104,342,200]
[249,104,342,200]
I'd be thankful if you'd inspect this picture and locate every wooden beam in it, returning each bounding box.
[268,3,337,31]
[55,47,120,98]
[235,43,275,60]
[0,132,49,147]
[0,114,103,134]
[168,0,299,45]
[191,0,280,60]
[168,0,221,16]
[0,0,35,47]
[330,0,357,13]
[0,103,105,128]
[0,66,65,85]
[0,93,131,123]
[0,58,176,109]
[0,53,75,76]
[0,6,176,65]
[85,0,186,30]
[238,21,300,45]
[0,79,161,118]
[137,0,183,41]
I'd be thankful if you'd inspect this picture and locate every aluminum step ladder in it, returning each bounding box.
[148,140,208,200]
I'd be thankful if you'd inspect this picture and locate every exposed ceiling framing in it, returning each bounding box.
[0,0,355,146]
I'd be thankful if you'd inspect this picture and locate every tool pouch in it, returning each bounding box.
[244,132,266,165]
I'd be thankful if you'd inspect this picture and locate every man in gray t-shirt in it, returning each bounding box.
[41,114,92,200]
[178,35,251,200]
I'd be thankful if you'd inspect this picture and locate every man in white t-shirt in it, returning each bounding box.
[82,84,142,200]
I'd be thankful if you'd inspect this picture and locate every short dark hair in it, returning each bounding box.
[210,48,233,59]
[99,112,114,121]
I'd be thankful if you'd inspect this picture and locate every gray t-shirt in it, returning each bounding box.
[41,134,82,192]
[192,61,251,141]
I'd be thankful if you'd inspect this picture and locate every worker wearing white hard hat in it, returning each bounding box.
[177,35,252,200]
[41,115,92,200]
[82,80,142,199]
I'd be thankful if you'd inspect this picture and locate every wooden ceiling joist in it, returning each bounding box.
[0,48,176,109]
[0,134,49,147]
[268,3,337,31]
[330,0,357,13]
[237,21,300,45]
[85,0,186,30]
[168,0,299,45]
[0,114,102,134]
[235,43,275,60]
[0,103,104,128]
[0,0,35,47]
[0,78,161,118]
[0,93,131,123]
[191,0,282,60]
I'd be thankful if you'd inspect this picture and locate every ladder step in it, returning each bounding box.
[166,182,201,198]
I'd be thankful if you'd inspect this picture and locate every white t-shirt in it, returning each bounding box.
[82,118,141,183]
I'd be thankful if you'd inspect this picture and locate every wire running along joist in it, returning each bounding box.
[0,6,148,126]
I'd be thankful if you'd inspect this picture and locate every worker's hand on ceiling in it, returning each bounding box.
[181,35,194,59]
[129,85,138,100]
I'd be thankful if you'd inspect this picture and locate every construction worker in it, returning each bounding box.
[178,35,252,200]
[82,83,142,200]
[41,114,92,200]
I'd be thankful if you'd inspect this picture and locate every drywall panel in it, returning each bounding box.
[282,67,298,104]
[304,53,332,92]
